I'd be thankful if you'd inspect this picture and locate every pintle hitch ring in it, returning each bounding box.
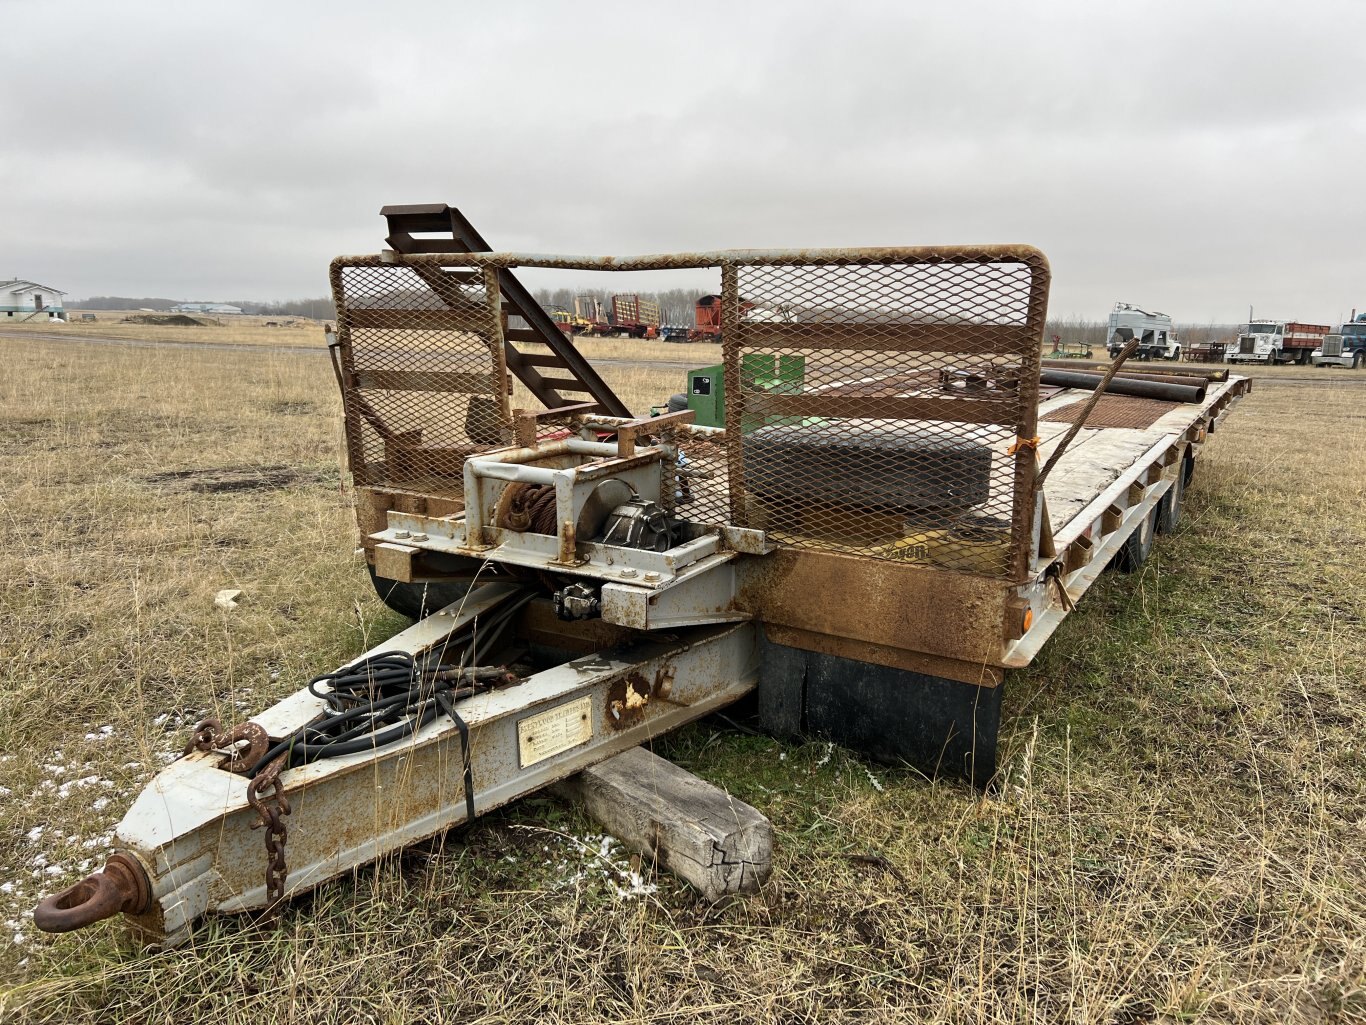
[32,852,152,933]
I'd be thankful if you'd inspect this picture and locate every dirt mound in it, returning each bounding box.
[121,314,219,327]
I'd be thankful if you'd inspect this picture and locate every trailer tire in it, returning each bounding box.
[1182,450,1195,488]
[367,565,472,620]
[1114,505,1157,572]
[1355,352,1364,370]
[1157,471,1183,534]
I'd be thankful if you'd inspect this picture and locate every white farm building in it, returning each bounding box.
[1,279,67,321]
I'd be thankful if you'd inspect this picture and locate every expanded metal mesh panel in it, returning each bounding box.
[672,434,730,524]
[1042,394,1176,430]
[332,262,510,499]
[725,258,1046,579]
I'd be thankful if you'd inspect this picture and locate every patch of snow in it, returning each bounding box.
[56,775,110,799]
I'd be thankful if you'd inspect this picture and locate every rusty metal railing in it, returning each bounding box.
[330,247,1049,580]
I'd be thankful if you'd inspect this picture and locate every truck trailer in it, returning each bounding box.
[609,294,661,338]
[33,204,1251,948]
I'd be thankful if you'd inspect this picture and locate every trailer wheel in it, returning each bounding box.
[1182,450,1195,488]
[1355,351,1364,370]
[1114,505,1157,572]
[367,565,472,620]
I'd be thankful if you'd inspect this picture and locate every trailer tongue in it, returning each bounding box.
[32,208,1249,946]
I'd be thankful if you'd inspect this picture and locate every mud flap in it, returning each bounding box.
[756,633,1003,789]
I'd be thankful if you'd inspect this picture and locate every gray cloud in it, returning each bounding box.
[2,0,1362,323]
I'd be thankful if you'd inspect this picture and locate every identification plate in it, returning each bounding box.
[517,696,593,767]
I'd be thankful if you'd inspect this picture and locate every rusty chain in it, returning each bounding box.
[185,718,269,775]
[188,719,290,920]
[246,753,291,917]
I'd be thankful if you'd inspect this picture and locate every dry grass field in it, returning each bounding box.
[0,335,1362,1024]
[0,313,330,349]
[0,314,724,367]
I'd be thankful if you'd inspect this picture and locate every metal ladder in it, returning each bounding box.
[381,204,631,418]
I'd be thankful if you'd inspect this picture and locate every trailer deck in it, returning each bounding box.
[1009,373,1249,665]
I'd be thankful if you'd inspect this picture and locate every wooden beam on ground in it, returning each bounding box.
[552,745,772,900]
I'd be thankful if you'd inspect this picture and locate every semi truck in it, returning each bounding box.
[1105,303,1181,361]
[1227,319,1329,365]
[1311,312,1366,368]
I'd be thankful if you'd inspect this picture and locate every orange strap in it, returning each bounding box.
[1007,436,1042,455]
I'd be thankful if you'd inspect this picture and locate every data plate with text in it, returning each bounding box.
[517,696,593,767]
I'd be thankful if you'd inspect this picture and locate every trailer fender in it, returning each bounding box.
[755,633,1003,789]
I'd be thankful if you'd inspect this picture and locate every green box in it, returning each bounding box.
[686,355,805,429]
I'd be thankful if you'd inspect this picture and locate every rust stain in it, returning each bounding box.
[606,672,652,730]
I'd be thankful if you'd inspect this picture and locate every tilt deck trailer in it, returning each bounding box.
[34,206,1249,947]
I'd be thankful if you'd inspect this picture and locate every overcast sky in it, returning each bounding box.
[3,0,1363,323]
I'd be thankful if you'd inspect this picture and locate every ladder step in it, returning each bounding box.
[388,237,475,258]
[504,327,559,345]
[539,377,592,392]
[514,351,570,368]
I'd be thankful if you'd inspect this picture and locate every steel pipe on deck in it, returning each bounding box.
[1040,368,1207,403]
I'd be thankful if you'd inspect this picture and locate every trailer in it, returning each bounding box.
[574,294,611,336]
[610,294,661,338]
[690,293,723,341]
[33,206,1250,948]
[1186,340,1227,363]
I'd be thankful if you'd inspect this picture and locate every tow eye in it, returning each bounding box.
[33,852,151,933]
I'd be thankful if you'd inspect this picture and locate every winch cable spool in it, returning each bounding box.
[499,482,561,535]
